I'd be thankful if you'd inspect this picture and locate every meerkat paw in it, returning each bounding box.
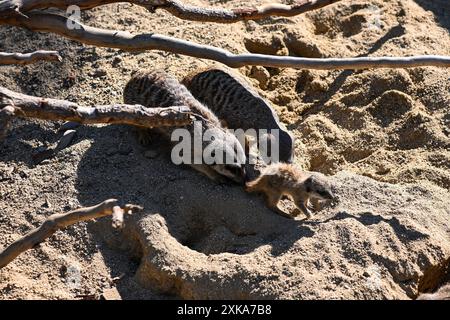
[304,206,314,219]
[304,212,313,219]
[297,203,313,219]
[308,198,322,212]
[304,208,313,219]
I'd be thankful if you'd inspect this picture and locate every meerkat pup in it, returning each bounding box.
[182,66,295,163]
[245,163,334,219]
[123,69,246,184]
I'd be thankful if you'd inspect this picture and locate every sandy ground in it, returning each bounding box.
[0,0,449,299]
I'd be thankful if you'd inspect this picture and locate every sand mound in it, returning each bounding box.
[0,0,449,299]
[96,169,450,299]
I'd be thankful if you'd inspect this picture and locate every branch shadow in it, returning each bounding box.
[0,120,61,167]
[293,24,407,126]
[304,210,429,242]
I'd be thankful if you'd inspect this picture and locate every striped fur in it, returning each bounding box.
[123,69,246,184]
[124,69,221,127]
[182,66,295,163]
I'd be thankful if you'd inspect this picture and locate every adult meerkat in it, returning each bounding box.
[182,66,295,163]
[245,163,334,219]
[124,69,246,184]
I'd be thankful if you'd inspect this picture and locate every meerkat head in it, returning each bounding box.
[204,127,247,184]
[304,172,335,201]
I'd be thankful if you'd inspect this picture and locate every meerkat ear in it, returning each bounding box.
[304,176,314,193]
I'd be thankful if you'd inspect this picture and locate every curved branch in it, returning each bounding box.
[0,199,143,269]
[2,12,449,70]
[0,50,62,65]
[0,86,193,134]
[0,0,342,23]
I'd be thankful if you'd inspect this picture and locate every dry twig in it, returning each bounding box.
[0,50,62,65]
[0,199,143,269]
[0,0,342,23]
[0,86,193,139]
[1,12,449,70]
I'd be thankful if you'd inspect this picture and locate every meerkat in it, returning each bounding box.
[123,69,246,184]
[417,284,450,300]
[182,66,295,163]
[245,163,334,219]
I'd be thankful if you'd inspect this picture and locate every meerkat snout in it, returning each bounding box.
[304,173,335,201]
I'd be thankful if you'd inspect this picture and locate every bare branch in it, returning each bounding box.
[0,199,143,269]
[0,86,193,133]
[0,0,342,23]
[0,50,62,65]
[1,12,449,70]
[160,0,342,23]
